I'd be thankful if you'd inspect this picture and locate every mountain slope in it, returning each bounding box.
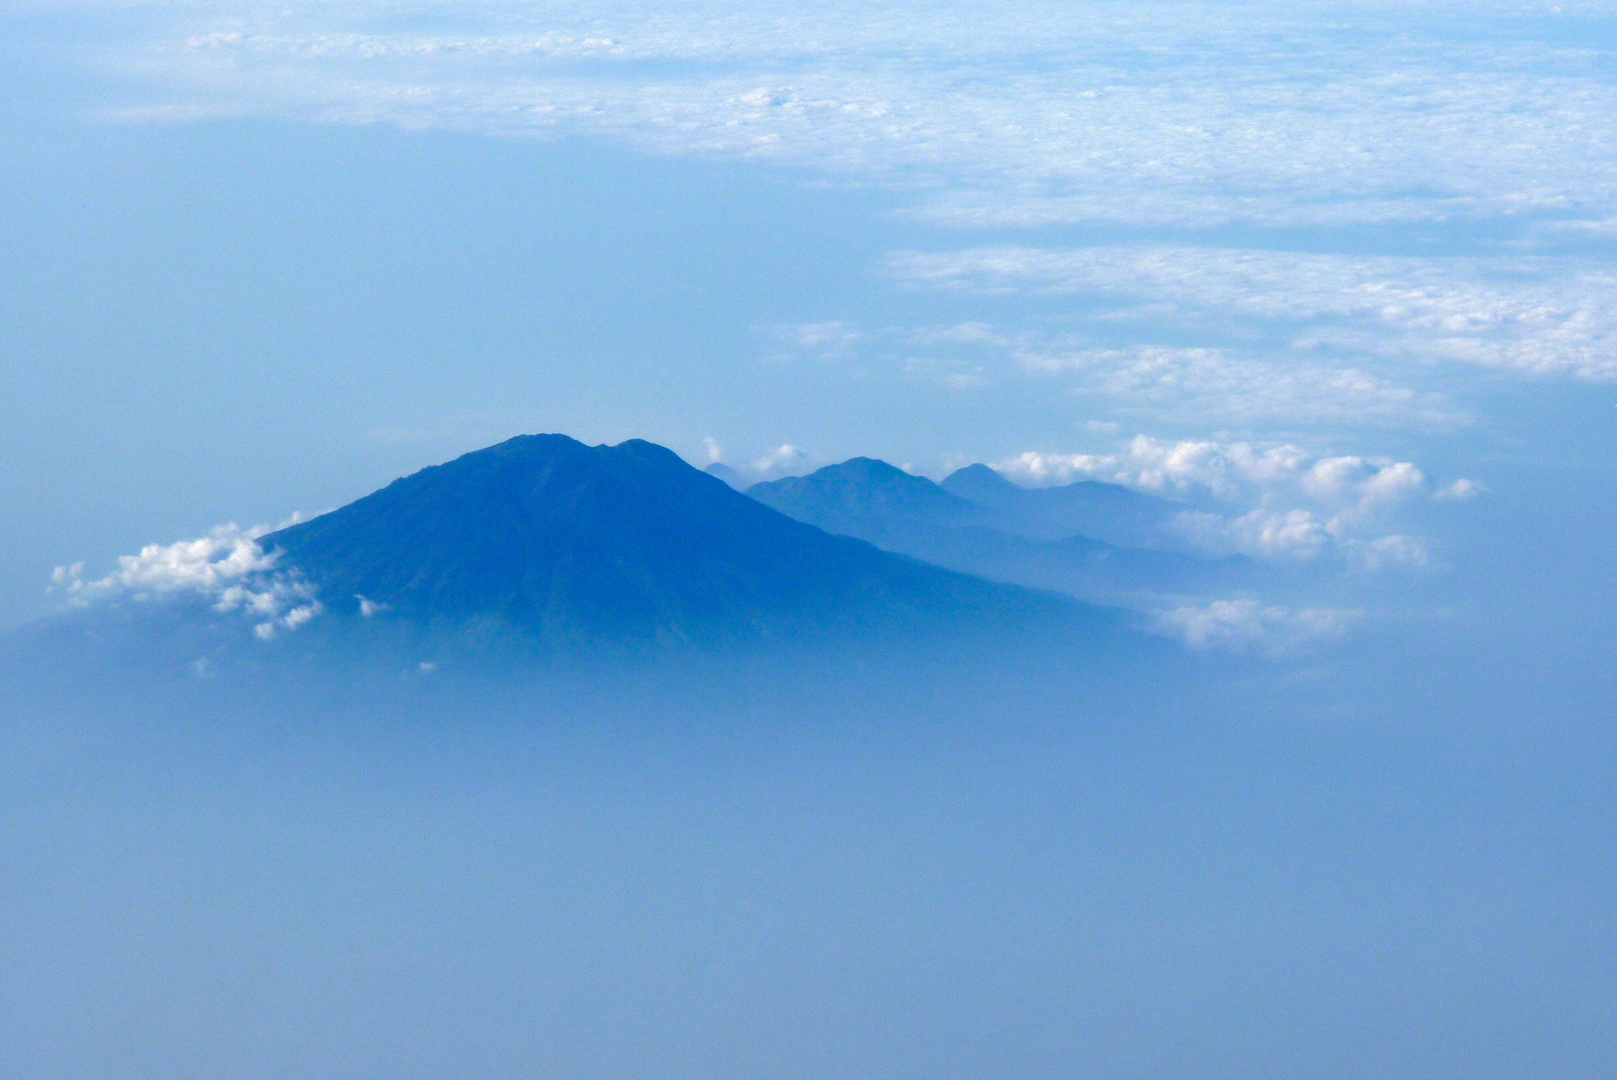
[262,435,1075,647]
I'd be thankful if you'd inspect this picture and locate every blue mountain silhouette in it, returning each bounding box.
[939,463,1179,546]
[748,457,1253,604]
[261,435,1077,647]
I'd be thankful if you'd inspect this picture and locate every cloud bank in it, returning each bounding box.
[996,435,1468,565]
[101,0,1617,233]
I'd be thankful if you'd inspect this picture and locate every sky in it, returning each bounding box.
[3,0,1616,627]
[3,2,1617,1076]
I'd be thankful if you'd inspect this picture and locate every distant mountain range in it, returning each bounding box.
[746,458,1256,604]
[261,435,1084,650]
[937,463,1180,547]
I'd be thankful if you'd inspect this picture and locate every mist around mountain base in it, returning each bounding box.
[3,563,1613,1080]
[3,441,1615,1079]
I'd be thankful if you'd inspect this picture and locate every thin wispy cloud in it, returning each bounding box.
[1157,598,1361,654]
[763,321,1463,428]
[890,247,1617,384]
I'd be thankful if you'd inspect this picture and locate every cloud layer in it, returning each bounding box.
[763,320,1464,428]
[107,0,1617,233]
[892,247,1617,384]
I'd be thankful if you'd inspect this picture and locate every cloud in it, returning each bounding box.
[759,321,1459,427]
[750,443,814,478]
[996,437,1425,503]
[1174,509,1331,561]
[52,522,322,638]
[900,354,991,391]
[54,524,278,598]
[1434,478,1486,501]
[356,595,390,618]
[63,0,1617,445]
[763,322,864,362]
[1014,343,1460,427]
[992,436,1462,566]
[90,1,1617,234]
[1342,534,1432,572]
[1157,599,1360,654]
[890,246,1617,384]
[1546,216,1617,239]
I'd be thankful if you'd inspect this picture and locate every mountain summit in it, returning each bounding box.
[261,435,1074,648]
[747,457,988,542]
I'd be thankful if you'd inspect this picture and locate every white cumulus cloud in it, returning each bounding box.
[52,522,322,639]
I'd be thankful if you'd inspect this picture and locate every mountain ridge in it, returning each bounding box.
[746,456,1250,603]
[260,434,1084,650]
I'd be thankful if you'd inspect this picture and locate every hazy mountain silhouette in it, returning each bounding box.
[260,435,1079,650]
[939,464,1180,547]
[748,458,1253,604]
[703,462,749,490]
[747,458,989,543]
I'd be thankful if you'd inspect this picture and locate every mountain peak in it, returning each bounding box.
[940,463,1023,504]
[704,461,749,490]
[748,457,981,529]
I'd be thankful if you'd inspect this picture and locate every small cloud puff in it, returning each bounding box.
[750,444,815,478]
[1343,534,1431,572]
[52,522,321,640]
[1158,599,1359,654]
[1433,478,1485,501]
[762,322,863,362]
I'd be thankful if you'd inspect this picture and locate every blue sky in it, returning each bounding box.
[4,1,1616,638]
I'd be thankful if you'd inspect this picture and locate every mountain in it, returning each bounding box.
[260,435,1078,650]
[746,458,1252,604]
[703,462,749,490]
[746,458,989,545]
[940,464,1180,547]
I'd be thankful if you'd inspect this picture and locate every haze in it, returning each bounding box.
[2,1,1615,1076]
